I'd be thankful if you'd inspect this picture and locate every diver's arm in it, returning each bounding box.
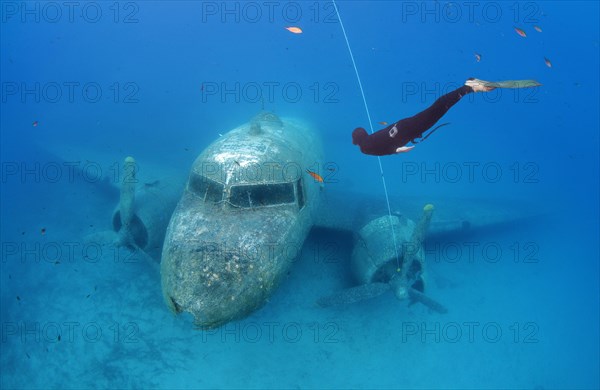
[396,146,414,153]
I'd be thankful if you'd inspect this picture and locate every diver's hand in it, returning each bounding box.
[396,146,414,153]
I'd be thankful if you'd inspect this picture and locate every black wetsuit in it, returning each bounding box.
[352,85,474,156]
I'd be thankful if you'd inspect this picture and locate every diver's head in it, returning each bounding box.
[352,127,368,146]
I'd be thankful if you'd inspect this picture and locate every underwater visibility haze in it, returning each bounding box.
[1,1,599,389]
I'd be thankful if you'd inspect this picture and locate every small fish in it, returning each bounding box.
[16,295,20,301]
[26,353,30,359]
[234,160,241,166]
[474,53,482,62]
[306,169,324,183]
[200,83,204,92]
[378,121,388,125]
[544,57,552,68]
[285,26,303,34]
[514,27,527,37]
[32,121,38,127]
[144,180,160,188]
[41,228,46,235]
[86,294,90,298]
[54,261,60,265]
[57,335,61,341]
[534,26,542,33]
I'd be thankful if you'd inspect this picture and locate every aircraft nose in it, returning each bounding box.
[161,235,290,329]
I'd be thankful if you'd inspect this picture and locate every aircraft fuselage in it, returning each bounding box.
[161,112,323,329]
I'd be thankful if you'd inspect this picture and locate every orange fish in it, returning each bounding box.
[378,121,388,125]
[534,26,542,33]
[285,27,302,34]
[514,27,526,37]
[474,53,481,62]
[544,57,552,68]
[32,121,38,127]
[306,169,324,183]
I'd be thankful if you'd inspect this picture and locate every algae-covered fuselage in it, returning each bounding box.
[160,112,323,329]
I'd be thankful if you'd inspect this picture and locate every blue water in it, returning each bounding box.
[1,1,598,389]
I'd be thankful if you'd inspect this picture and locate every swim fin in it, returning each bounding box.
[467,78,542,89]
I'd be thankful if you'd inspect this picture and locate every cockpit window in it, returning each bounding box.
[188,173,224,202]
[296,178,305,209]
[229,182,295,208]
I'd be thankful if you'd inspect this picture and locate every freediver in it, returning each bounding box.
[351,78,498,156]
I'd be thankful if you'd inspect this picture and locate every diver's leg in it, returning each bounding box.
[403,85,473,133]
[389,81,485,153]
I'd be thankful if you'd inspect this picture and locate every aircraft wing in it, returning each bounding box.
[38,140,548,244]
[313,188,547,239]
[36,141,189,202]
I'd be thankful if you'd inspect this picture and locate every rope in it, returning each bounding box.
[332,0,401,270]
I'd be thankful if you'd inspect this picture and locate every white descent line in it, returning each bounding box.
[332,0,401,270]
